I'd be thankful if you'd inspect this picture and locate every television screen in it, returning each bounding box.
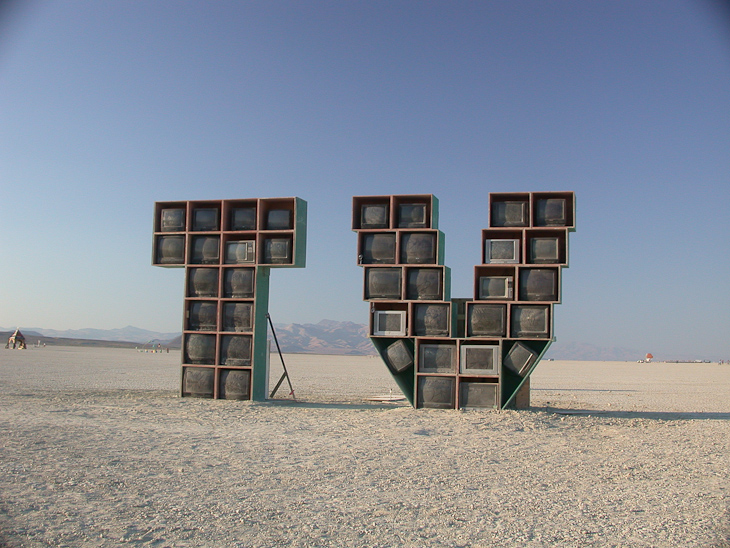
[190,236,220,264]
[188,268,219,297]
[535,198,567,226]
[478,275,513,300]
[459,382,498,409]
[225,240,256,264]
[182,367,214,398]
[491,201,528,227]
[220,335,252,366]
[519,269,558,301]
[529,237,560,264]
[383,339,414,373]
[264,238,292,264]
[460,344,500,375]
[361,204,389,229]
[192,208,219,231]
[418,343,456,373]
[188,301,217,331]
[407,268,442,300]
[156,235,185,265]
[398,203,428,228]
[361,233,396,264]
[485,239,520,264]
[160,208,185,232]
[185,334,216,365]
[401,233,436,264]
[266,209,292,230]
[511,305,550,338]
[365,268,402,300]
[417,376,455,409]
[467,304,507,337]
[223,302,253,332]
[224,268,255,298]
[373,310,407,336]
[230,207,256,231]
[414,303,450,337]
[219,369,251,400]
[503,341,538,375]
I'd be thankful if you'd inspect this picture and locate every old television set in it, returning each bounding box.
[418,343,456,373]
[398,203,428,228]
[413,303,450,337]
[485,239,520,264]
[220,335,252,366]
[478,275,513,300]
[156,235,185,265]
[182,367,214,398]
[361,203,389,229]
[383,339,414,374]
[219,369,251,400]
[184,334,216,365]
[187,301,217,331]
[230,207,256,231]
[491,201,528,227]
[407,268,442,300]
[529,236,560,264]
[372,310,407,337]
[467,304,507,337]
[187,268,219,297]
[511,305,550,338]
[160,208,185,232]
[460,344,500,375]
[417,376,455,409]
[224,268,255,298]
[365,268,402,300]
[401,232,436,264]
[190,236,220,264]
[263,238,292,264]
[361,233,396,264]
[503,341,538,376]
[519,268,558,301]
[225,240,256,264]
[223,302,253,332]
[192,208,219,231]
[266,209,292,230]
[459,382,499,409]
[535,198,567,226]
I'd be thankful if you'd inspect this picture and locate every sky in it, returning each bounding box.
[1,1,729,360]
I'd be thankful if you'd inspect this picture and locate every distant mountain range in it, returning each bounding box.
[0,322,705,361]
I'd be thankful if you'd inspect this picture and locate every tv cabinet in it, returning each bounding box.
[153,197,307,400]
[353,192,575,409]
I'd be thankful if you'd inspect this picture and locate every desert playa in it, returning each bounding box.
[1,347,728,547]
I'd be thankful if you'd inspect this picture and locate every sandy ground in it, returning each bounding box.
[0,347,728,547]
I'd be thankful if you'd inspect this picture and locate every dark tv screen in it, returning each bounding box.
[530,237,560,264]
[414,303,450,337]
[188,268,219,297]
[220,335,252,366]
[192,208,219,231]
[503,341,538,375]
[156,235,185,265]
[492,201,527,227]
[188,301,217,331]
[361,233,396,264]
[182,367,214,398]
[224,268,255,298]
[479,275,513,300]
[401,233,436,264]
[407,268,442,300]
[417,376,455,409]
[384,339,414,373]
[486,239,519,263]
[460,344,499,375]
[266,209,292,230]
[519,269,558,301]
[535,198,567,226]
[511,305,550,338]
[225,240,256,264]
[460,382,498,408]
[191,236,220,264]
[230,207,257,231]
[185,334,216,365]
[223,302,253,332]
[365,268,402,300]
[398,203,428,228]
[219,369,251,400]
[264,238,292,264]
[361,204,389,229]
[418,343,456,373]
[468,304,507,337]
[161,208,185,232]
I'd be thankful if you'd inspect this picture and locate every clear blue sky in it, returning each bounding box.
[1,1,728,359]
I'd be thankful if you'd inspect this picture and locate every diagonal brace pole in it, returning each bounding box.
[267,313,295,400]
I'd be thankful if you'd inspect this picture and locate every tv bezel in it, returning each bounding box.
[467,303,507,338]
[511,305,550,339]
[478,275,514,300]
[225,240,256,264]
[418,343,457,374]
[360,203,390,229]
[372,310,407,337]
[484,239,520,264]
[459,344,500,376]
[364,268,402,300]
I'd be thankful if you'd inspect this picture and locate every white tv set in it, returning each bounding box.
[485,239,520,264]
[372,310,407,337]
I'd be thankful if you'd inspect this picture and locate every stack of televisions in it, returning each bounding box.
[353,192,575,409]
[152,197,307,401]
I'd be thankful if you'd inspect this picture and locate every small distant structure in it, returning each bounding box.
[645,353,653,363]
[5,328,27,350]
